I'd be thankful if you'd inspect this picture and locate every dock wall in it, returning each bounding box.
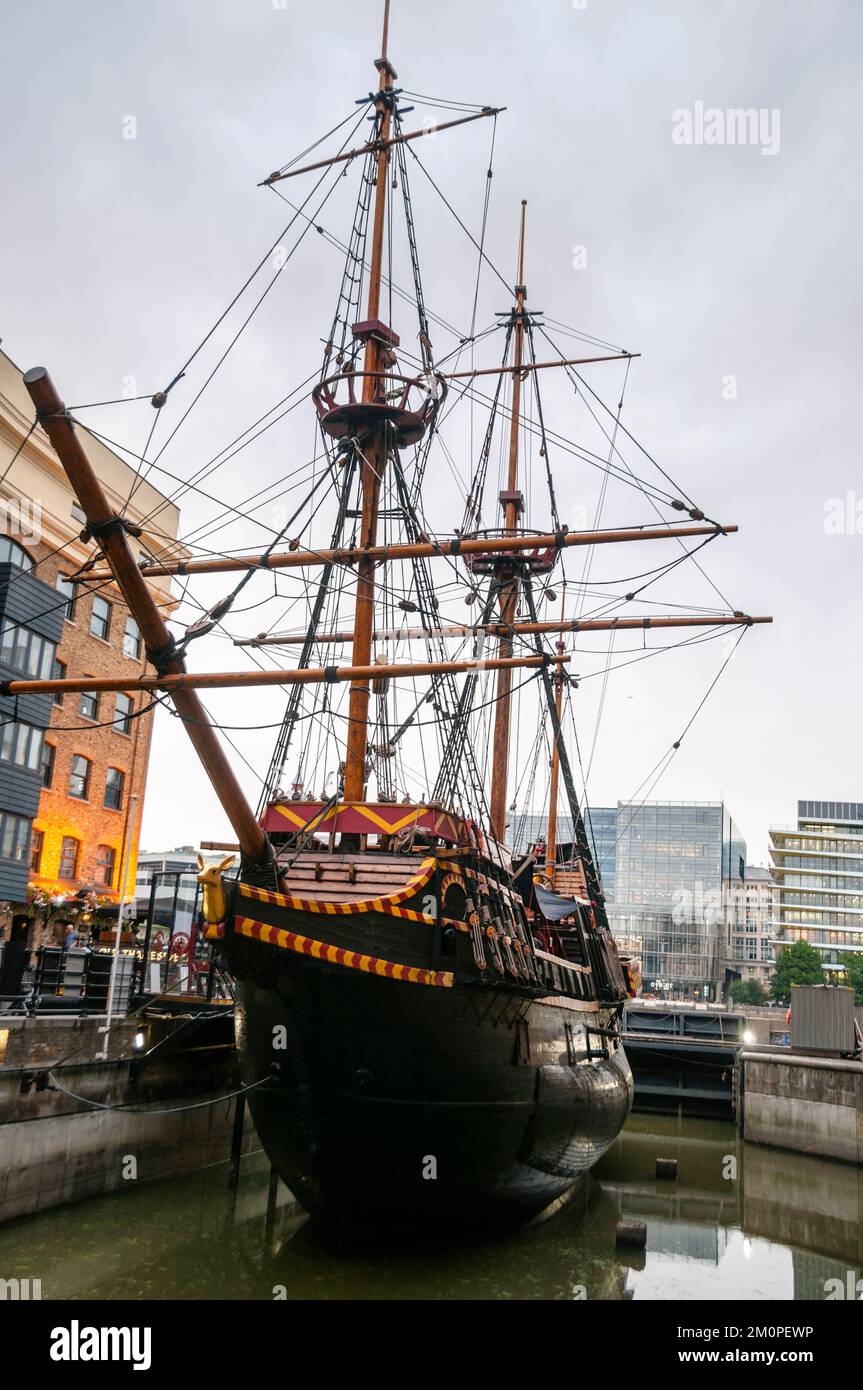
[740,1049,863,1165]
[0,1016,260,1224]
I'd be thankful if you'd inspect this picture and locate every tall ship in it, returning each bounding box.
[8,2,768,1246]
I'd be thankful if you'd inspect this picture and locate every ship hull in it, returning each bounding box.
[230,949,633,1246]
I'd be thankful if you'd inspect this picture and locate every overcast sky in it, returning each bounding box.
[2,0,861,865]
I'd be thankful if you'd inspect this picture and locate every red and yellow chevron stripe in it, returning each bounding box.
[265,800,468,843]
[237,856,437,916]
[215,914,453,987]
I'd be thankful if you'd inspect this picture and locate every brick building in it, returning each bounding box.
[0,346,185,912]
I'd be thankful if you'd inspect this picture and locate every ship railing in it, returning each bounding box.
[533,947,591,999]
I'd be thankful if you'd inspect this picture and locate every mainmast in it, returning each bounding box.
[489,201,529,841]
[342,1,397,803]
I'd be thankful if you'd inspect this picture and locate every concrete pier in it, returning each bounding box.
[739,1049,863,1165]
[0,1012,259,1224]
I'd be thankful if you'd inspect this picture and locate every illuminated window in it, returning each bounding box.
[68,754,90,800]
[29,828,44,873]
[59,836,79,879]
[96,844,116,888]
[104,766,125,811]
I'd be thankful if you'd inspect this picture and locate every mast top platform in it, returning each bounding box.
[312,369,446,447]
[463,528,560,577]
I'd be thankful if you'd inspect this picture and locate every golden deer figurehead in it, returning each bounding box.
[197,853,237,924]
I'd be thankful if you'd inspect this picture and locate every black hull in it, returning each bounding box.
[230,950,633,1246]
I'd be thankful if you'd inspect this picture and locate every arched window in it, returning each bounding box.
[0,538,33,571]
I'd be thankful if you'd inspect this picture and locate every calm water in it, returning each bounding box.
[1,1115,861,1300]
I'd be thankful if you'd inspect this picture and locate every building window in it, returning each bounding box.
[0,719,44,771]
[104,766,125,811]
[0,622,55,678]
[0,812,30,862]
[52,657,66,705]
[114,692,133,736]
[29,828,44,873]
[0,538,33,571]
[40,741,55,788]
[96,844,117,888]
[59,836,80,880]
[123,617,141,660]
[68,754,91,800]
[90,596,112,641]
[79,689,99,721]
[56,573,77,621]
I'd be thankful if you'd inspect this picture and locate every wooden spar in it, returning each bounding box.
[544,641,566,883]
[260,108,504,186]
[86,521,737,582]
[21,367,269,866]
[439,352,639,380]
[489,202,528,842]
[342,11,396,803]
[235,613,772,647]
[0,652,570,698]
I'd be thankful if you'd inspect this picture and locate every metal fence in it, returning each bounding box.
[0,870,231,1017]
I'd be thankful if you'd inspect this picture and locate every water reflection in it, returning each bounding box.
[0,1115,859,1300]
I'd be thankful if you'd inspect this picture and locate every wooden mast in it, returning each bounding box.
[342,0,395,804]
[544,641,565,883]
[489,201,528,842]
[21,368,269,865]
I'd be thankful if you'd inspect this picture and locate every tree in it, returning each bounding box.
[730,978,767,1006]
[770,940,823,1004]
[838,952,863,1005]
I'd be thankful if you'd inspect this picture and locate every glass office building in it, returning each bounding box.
[511,806,617,901]
[512,800,746,997]
[769,800,863,971]
[614,802,745,912]
[611,802,746,998]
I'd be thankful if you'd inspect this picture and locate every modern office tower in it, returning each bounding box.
[613,801,746,912]
[721,864,777,989]
[769,800,863,972]
[586,806,618,902]
[609,802,746,1000]
[513,799,746,997]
